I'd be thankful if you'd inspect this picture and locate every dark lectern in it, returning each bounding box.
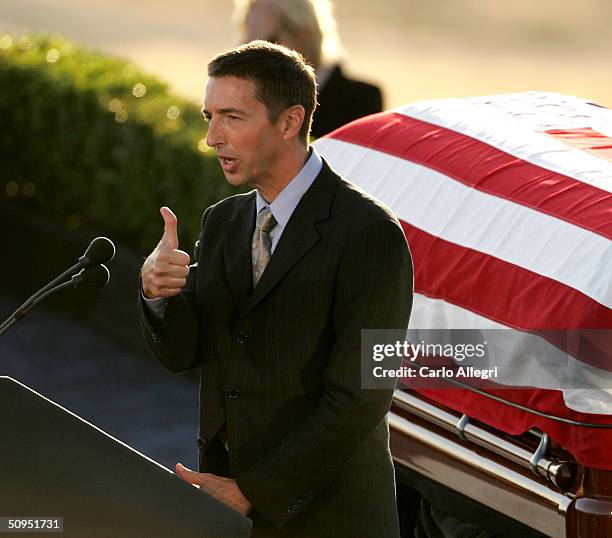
[0,377,252,537]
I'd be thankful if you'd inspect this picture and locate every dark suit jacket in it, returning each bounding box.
[311,64,383,138]
[139,160,413,538]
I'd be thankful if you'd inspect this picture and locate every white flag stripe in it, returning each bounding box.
[393,92,612,193]
[410,293,612,415]
[315,137,612,309]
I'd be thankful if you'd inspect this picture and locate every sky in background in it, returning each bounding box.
[2,0,612,109]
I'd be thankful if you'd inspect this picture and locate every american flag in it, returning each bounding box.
[314,91,612,470]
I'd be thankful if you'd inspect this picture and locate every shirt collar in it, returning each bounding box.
[255,146,323,228]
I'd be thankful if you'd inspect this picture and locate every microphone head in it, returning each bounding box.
[82,237,116,266]
[73,264,110,289]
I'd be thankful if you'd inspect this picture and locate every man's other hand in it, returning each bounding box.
[175,463,252,516]
[141,207,191,299]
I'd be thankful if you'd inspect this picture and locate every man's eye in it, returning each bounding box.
[228,115,240,120]
[203,115,211,123]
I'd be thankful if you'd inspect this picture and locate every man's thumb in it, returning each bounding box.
[160,206,179,250]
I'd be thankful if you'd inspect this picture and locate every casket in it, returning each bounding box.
[314,91,612,538]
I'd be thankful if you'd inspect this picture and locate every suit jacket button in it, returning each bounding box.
[196,436,208,448]
[151,334,160,343]
[287,503,297,514]
[235,331,248,344]
[227,388,240,400]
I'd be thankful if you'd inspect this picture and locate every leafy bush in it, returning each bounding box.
[0,33,234,252]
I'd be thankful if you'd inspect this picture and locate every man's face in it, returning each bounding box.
[203,76,282,189]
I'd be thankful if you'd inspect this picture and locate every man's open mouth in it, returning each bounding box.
[219,156,239,173]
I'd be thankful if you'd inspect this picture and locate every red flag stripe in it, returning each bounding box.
[329,113,612,240]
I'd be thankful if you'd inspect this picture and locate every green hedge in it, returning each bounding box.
[0,33,235,252]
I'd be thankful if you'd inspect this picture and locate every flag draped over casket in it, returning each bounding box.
[314,91,612,470]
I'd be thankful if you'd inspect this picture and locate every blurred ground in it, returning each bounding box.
[1,0,611,109]
[0,294,199,471]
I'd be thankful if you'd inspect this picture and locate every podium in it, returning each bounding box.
[0,377,252,537]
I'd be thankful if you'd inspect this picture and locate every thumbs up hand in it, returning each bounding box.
[141,207,191,299]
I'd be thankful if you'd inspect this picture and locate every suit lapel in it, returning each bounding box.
[223,193,256,312]
[242,164,339,317]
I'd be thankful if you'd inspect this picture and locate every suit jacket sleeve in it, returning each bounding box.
[236,216,413,527]
[137,209,210,374]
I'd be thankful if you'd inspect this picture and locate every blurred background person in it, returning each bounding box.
[234,0,383,138]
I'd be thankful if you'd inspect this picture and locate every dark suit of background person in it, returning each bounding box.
[311,64,383,138]
[138,155,413,537]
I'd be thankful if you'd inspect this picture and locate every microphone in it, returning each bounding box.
[70,264,111,289]
[78,237,116,268]
[0,238,115,337]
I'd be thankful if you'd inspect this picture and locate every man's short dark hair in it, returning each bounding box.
[208,40,317,144]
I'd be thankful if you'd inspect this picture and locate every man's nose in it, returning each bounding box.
[206,118,223,148]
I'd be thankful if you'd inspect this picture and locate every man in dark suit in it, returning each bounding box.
[139,41,412,537]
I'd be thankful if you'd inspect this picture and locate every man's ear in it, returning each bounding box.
[280,105,305,140]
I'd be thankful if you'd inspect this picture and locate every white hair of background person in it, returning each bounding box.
[233,0,342,68]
